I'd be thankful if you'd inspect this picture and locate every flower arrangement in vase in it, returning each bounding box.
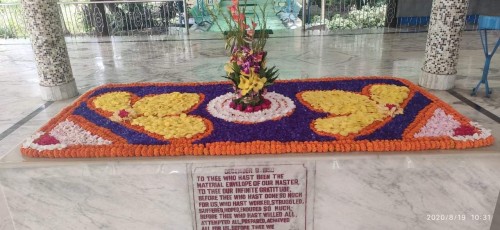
[209,0,279,112]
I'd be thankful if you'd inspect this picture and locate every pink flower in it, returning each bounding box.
[228,5,237,14]
[253,52,264,62]
[118,109,129,118]
[245,106,254,113]
[247,29,255,37]
[34,133,60,145]
[453,125,476,136]
[229,101,236,108]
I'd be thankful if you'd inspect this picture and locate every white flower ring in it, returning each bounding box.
[207,92,296,124]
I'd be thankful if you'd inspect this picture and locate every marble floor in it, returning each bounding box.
[0,31,499,229]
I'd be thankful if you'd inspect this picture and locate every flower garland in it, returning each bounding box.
[20,77,495,158]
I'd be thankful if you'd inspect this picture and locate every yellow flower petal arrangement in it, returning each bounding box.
[300,90,379,115]
[89,91,208,140]
[93,92,132,112]
[133,93,200,117]
[131,114,206,139]
[299,84,411,137]
[369,84,410,105]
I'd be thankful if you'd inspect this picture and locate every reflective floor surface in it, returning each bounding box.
[0,31,499,229]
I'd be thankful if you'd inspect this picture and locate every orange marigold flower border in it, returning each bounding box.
[20,77,495,158]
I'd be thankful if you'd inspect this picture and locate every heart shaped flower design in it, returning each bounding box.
[298,84,410,137]
[91,91,210,140]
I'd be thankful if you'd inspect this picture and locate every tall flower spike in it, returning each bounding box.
[228,5,237,14]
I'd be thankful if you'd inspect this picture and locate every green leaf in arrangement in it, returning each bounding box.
[214,0,279,108]
[259,67,266,77]
[265,66,278,77]
[232,62,241,73]
[233,74,241,86]
[222,75,238,85]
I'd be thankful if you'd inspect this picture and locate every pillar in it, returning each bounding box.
[21,0,79,101]
[419,0,469,90]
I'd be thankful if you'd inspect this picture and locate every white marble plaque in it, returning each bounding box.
[190,164,309,230]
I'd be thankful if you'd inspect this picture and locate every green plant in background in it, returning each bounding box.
[344,4,386,28]
[0,1,26,38]
[0,27,15,38]
[328,13,358,29]
[311,3,386,30]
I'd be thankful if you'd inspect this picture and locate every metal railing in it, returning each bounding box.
[0,0,483,39]
[0,0,189,39]
[59,0,189,37]
[0,3,27,38]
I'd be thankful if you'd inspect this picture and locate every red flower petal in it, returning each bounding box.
[34,133,60,145]
[385,104,396,110]
[118,109,129,118]
[453,125,477,136]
